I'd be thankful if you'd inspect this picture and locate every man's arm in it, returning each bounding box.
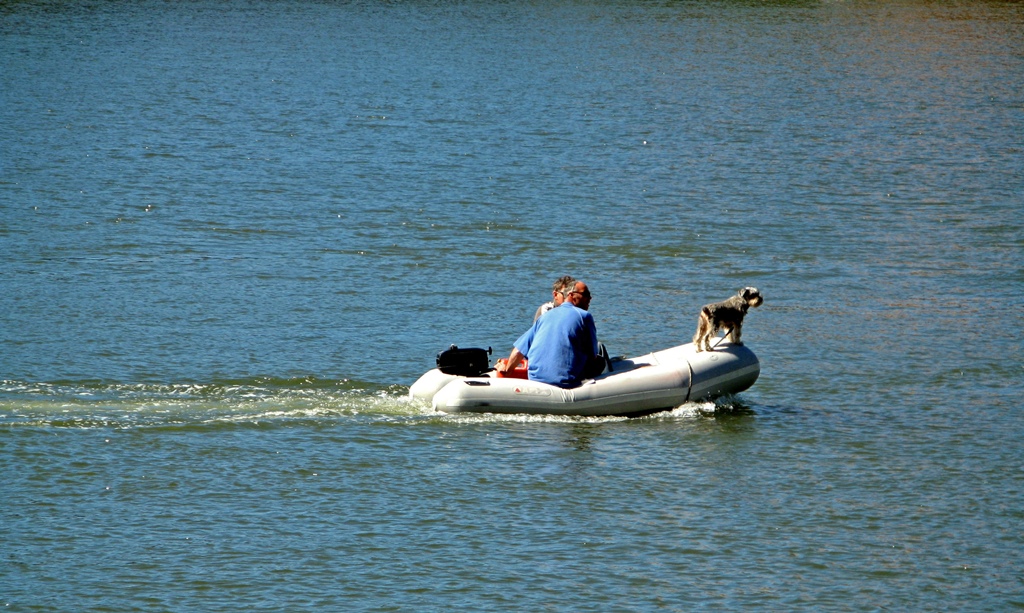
[498,347,525,374]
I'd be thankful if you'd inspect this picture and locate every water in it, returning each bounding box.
[2,0,1023,610]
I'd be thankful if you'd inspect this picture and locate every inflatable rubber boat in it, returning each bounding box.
[409,341,759,417]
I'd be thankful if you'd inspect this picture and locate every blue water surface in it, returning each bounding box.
[2,0,1022,610]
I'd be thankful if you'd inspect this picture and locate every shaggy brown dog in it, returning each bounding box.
[693,287,764,352]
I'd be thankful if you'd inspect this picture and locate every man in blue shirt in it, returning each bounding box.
[497,281,599,388]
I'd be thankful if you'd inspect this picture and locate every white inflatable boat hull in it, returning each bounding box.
[409,341,759,417]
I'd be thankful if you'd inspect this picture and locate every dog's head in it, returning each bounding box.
[739,287,763,308]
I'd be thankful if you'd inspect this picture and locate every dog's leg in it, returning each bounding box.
[693,311,709,352]
[705,325,717,351]
[729,324,742,345]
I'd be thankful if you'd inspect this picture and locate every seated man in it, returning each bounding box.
[533,275,576,322]
[499,281,599,388]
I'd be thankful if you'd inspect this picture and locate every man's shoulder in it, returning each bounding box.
[551,303,592,323]
[565,303,591,316]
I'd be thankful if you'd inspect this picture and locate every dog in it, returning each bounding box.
[693,287,763,352]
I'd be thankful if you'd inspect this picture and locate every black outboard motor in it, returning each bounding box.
[436,345,493,377]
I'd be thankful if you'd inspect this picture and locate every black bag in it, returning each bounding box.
[436,345,493,377]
